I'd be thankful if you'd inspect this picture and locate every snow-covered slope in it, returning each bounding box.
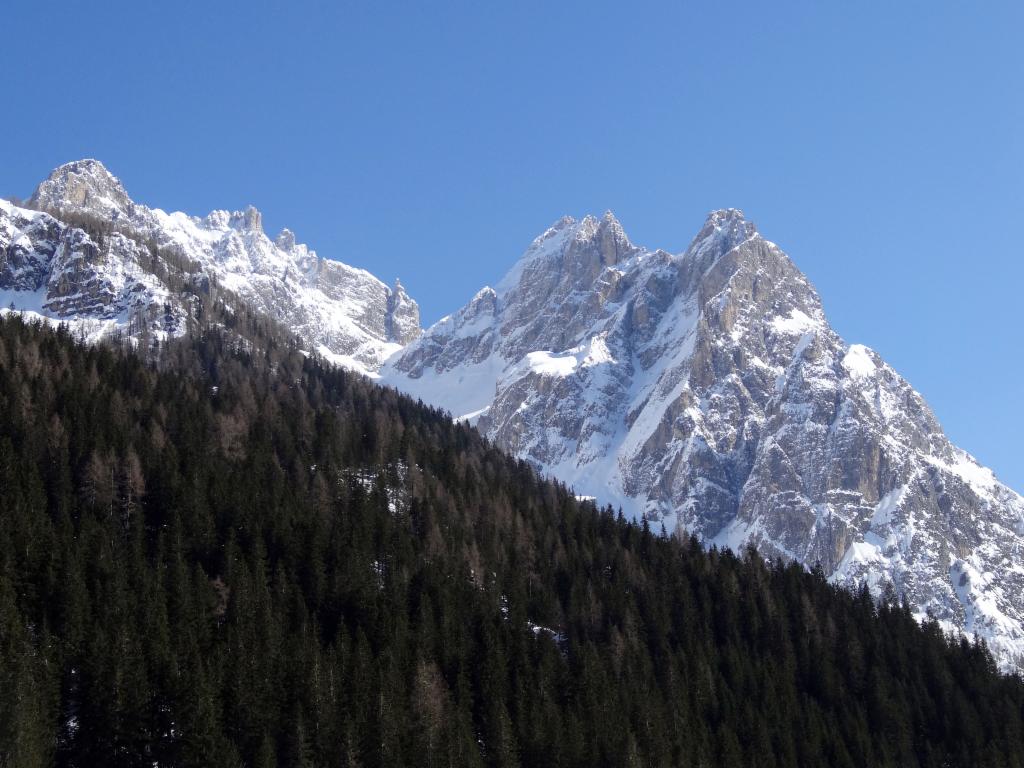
[3,160,419,374]
[382,210,1024,669]
[7,162,1023,669]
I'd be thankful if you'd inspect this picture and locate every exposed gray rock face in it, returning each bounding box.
[29,159,135,222]
[386,279,420,345]
[1,202,62,291]
[382,209,1024,669]
[1,198,187,341]
[6,160,420,373]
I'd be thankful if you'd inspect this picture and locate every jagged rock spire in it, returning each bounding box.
[386,277,420,345]
[229,205,263,234]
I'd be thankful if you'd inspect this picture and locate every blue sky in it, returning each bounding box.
[3,1,1022,490]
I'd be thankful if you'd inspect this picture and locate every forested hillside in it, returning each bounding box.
[1,316,1022,768]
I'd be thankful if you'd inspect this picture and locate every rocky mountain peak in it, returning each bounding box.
[686,208,759,259]
[229,205,263,234]
[275,228,297,251]
[574,210,633,267]
[383,209,1024,670]
[29,159,134,221]
[5,160,424,377]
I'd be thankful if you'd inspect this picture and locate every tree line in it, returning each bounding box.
[0,314,1022,767]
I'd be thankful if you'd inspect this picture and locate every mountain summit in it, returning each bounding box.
[3,160,420,373]
[29,159,135,220]
[382,209,1024,669]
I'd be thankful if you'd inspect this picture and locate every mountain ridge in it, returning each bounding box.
[7,159,420,374]
[382,207,1024,669]
[4,160,1023,670]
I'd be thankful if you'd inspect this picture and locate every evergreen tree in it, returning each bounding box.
[0,315,1021,767]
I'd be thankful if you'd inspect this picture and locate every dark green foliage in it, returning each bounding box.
[0,314,1022,767]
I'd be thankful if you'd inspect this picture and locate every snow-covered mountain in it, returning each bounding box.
[5,161,1023,670]
[381,210,1024,669]
[2,160,419,374]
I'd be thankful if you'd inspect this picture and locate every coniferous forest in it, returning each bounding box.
[1,314,1023,768]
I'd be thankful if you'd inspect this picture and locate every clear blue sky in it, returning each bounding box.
[3,1,1022,490]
